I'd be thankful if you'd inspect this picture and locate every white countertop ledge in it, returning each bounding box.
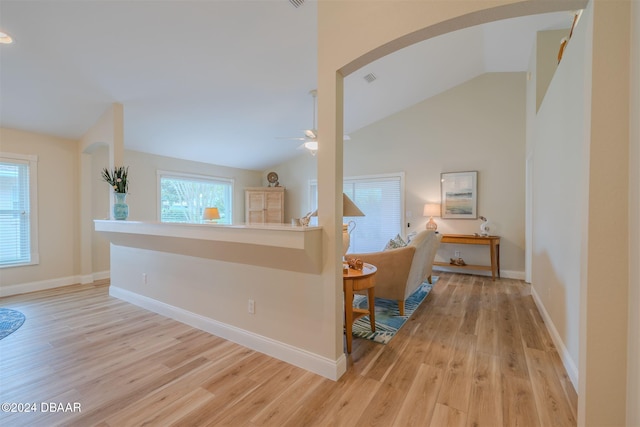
[94,220,324,273]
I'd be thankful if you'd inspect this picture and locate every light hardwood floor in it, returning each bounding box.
[0,273,577,426]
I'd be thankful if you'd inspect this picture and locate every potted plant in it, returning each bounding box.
[101,166,129,220]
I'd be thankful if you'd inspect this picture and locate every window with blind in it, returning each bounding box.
[0,153,39,268]
[158,171,233,224]
[309,173,404,253]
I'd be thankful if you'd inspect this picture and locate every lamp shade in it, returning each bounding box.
[343,193,365,217]
[423,203,441,217]
[202,207,220,221]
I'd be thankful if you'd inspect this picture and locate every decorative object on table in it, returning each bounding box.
[423,203,441,231]
[342,193,365,256]
[440,171,477,219]
[297,209,316,227]
[346,258,364,270]
[479,215,491,236]
[450,257,467,266]
[101,166,129,220]
[267,171,280,187]
[202,207,221,223]
[351,278,436,345]
[0,308,26,340]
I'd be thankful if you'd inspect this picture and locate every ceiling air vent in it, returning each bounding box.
[289,0,304,8]
[363,73,377,83]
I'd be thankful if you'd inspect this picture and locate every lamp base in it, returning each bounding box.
[426,217,438,231]
[342,224,350,258]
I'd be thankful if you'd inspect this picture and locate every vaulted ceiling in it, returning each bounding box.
[0,1,574,170]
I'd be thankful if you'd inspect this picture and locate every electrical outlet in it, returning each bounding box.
[454,250,461,257]
[142,273,148,285]
[248,299,255,314]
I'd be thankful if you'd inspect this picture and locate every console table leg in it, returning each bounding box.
[490,244,496,281]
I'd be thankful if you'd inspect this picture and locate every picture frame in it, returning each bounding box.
[440,171,478,219]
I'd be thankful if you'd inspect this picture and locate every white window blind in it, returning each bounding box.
[0,153,38,268]
[158,171,233,224]
[309,173,404,253]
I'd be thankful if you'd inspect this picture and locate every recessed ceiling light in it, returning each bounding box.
[0,31,13,44]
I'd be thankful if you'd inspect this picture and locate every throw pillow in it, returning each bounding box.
[383,233,407,251]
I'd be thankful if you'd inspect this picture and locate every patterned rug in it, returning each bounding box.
[0,308,26,340]
[351,277,436,344]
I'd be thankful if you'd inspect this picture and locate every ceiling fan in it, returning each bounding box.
[279,89,349,156]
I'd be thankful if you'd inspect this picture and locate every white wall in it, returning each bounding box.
[109,241,338,377]
[121,150,262,223]
[273,72,526,277]
[0,128,80,292]
[529,9,589,386]
[265,155,317,224]
[531,2,633,424]
[91,145,111,274]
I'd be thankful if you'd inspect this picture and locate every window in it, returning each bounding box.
[309,173,404,253]
[0,153,39,268]
[158,171,233,224]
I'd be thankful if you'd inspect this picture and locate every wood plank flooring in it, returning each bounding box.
[0,273,577,426]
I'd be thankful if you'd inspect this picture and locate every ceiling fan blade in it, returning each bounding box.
[275,136,306,141]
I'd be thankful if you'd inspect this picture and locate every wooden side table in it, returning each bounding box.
[433,234,501,280]
[342,262,377,354]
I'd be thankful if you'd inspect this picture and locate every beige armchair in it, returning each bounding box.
[348,230,441,315]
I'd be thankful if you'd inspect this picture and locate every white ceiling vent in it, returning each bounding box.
[363,73,377,83]
[289,0,304,8]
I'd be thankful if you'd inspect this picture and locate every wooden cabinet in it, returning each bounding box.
[245,187,284,224]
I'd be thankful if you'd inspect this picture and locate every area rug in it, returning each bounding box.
[351,277,436,345]
[0,308,26,340]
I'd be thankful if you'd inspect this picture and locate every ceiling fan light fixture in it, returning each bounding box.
[304,140,318,155]
[0,31,14,44]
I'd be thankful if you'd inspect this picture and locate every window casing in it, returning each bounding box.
[0,153,39,268]
[309,173,404,253]
[158,171,233,224]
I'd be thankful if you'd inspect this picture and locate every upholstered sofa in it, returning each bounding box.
[348,230,442,315]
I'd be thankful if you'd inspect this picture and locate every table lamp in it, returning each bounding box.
[202,207,220,223]
[423,203,440,231]
[343,193,365,256]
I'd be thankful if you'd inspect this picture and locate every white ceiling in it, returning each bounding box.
[0,1,575,171]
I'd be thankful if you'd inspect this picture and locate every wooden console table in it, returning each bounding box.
[434,234,501,280]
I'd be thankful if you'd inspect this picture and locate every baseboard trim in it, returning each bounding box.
[0,271,111,297]
[433,267,525,280]
[92,270,110,281]
[1,275,79,297]
[530,286,579,389]
[109,286,347,381]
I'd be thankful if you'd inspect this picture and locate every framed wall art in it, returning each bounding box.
[440,171,477,219]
